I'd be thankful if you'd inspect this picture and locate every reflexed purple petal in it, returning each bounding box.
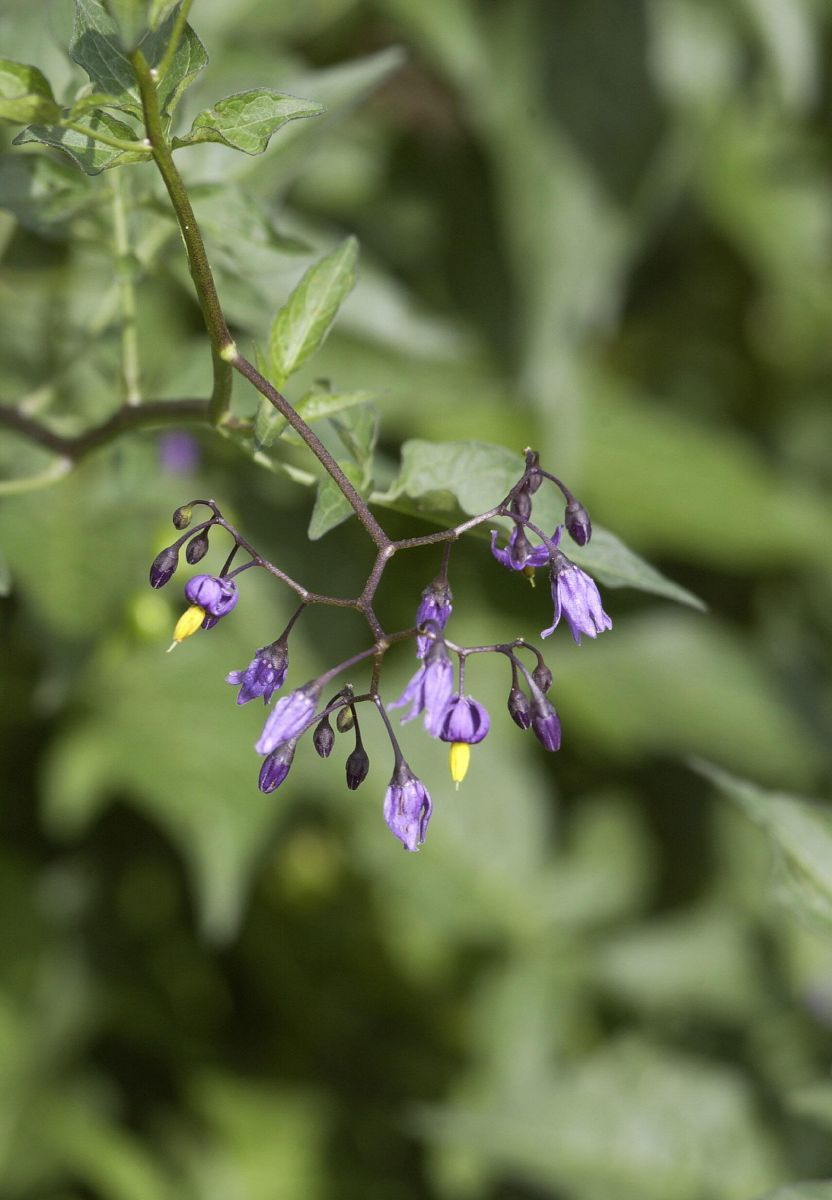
[415,580,453,658]
[226,641,289,705]
[545,563,612,644]
[383,766,433,851]
[422,658,454,736]
[185,574,238,618]
[439,694,490,744]
[389,666,428,722]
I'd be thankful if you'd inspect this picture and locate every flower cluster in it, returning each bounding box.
[148,452,611,852]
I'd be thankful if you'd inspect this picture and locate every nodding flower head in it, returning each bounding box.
[542,560,612,644]
[226,640,289,705]
[383,762,432,852]
[530,689,562,752]
[389,639,454,737]
[415,579,453,658]
[256,683,320,756]
[258,741,296,793]
[490,525,558,572]
[185,574,239,618]
[438,695,490,745]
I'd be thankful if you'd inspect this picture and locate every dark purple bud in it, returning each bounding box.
[507,686,531,729]
[532,663,553,693]
[258,741,296,793]
[185,530,210,564]
[172,504,193,530]
[531,692,561,752]
[313,718,335,758]
[565,499,592,547]
[511,489,532,521]
[524,451,543,494]
[149,545,179,589]
[345,745,370,790]
[415,579,453,658]
[336,706,355,733]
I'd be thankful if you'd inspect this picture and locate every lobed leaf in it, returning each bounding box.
[0,59,60,124]
[13,110,147,175]
[172,89,324,155]
[268,237,358,385]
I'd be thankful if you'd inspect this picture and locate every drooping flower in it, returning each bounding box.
[490,524,560,572]
[185,574,238,617]
[530,691,561,751]
[541,561,612,643]
[389,642,454,736]
[415,579,453,658]
[256,683,320,755]
[226,640,289,705]
[383,763,433,851]
[438,695,490,744]
[258,741,296,793]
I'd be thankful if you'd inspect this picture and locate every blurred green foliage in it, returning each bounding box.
[2,0,832,1197]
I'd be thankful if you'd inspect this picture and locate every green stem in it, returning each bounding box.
[129,49,233,426]
[0,458,72,497]
[62,120,151,155]
[155,0,193,83]
[110,172,142,406]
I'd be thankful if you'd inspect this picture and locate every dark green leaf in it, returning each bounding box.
[268,238,358,385]
[12,111,147,175]
[101,0,149,49]
[0,59,60,124]
[308,460,364,540]
[0,155,93,234]
[172,89,324,155]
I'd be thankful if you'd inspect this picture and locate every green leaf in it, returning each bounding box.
[0,156,92,235]
[148,0,179,28]
[254,382,376,451]
[101,0,149,48]
[308,461,363,540]
[172,89,324,155]
[70,0,206,116]
[0,59,60,124]
[380,439,703,609]
[12,111,147,175]
[268,238,358,385]
[694,761,832,932]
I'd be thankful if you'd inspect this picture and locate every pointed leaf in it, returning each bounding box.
[269,237,358,385]
[102,0,149,48]
[308,460,364,540]
[13,111,147,175]
[0,59,60,124]
[149,0,179,27]
[172,89,324,155]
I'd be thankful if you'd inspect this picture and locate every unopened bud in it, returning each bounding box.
[172,505,193,530]
[565,498,592,546]
[345,745,369,790]
[259,741,296,793]
[185,530,210,564]
[524,451,543,494]
[313,718,335,758]
[532,663,553,693]
[507,686,531,729]
[530,693,561,752]
[511,489,532,521]
[149,545,178,589]
[336,706,355,733]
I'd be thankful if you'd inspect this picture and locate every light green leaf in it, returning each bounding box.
[172,89,324,155]
[12,111,147,175]
[101,0,149,48]
[308,459,364,540]
[269,237,358,385]
[67,90,127,118]
[380,439,703,608]
[0,156,92,235]
[70,0,206,116]
[306,398,378,537]
[148,0,179,28]
[0,59,60,124]
[255,383,376,450]
[694,760,832,932]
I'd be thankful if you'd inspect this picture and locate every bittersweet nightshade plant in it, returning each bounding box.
[0,1,636,852]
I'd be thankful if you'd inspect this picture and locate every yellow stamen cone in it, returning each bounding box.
[449,742,471,789]
[168,604,205,651]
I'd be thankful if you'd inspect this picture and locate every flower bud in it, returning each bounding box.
[185,530,210,564]
[149,545,178,589]
[172,505,193,530]
[564,499,592,546]
[313,718,335,758]
[507,686,531,730]
[259,741,296,793]
[511,489,532,521]
[532,662,553,693]
[345,745,369,790]
[336,706,355,733]
[530,693,561,752]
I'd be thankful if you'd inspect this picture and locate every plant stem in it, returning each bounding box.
[155,0,193,83]
[62,120,152,155]
[110,171,142,406]
[129,49,234,425]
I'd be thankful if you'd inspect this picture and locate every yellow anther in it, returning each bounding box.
[167,604,205,651]
[523,565,536,587]
[449,742,471,789]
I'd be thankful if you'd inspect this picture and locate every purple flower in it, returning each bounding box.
[541,561,612,643]
[389,645,454,737]
[383,763,433,851]
[159,430,200,475]
[415,579,453,658]
[226,640,289,705]
[490,525,560,571]
[258,741,296,793]
[256,684,320,755]
[438,695,490,744]
[531,692,561,751]
[185,574,238,619]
